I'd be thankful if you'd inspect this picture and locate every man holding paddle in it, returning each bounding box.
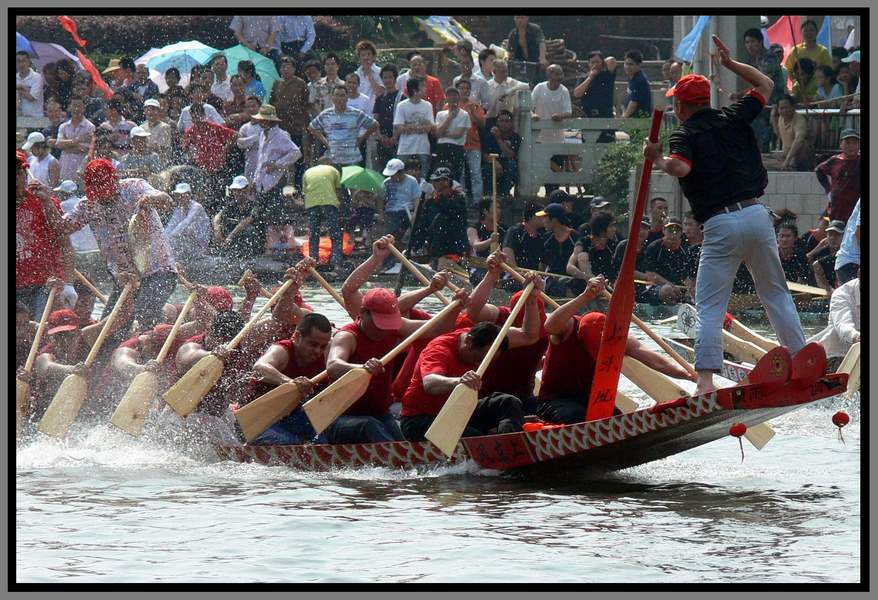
[643,35,806,396]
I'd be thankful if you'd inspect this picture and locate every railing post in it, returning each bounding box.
[516,89,537,199]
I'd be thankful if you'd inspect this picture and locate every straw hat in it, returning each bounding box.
[102,58,122,74]
[251,104,282,122]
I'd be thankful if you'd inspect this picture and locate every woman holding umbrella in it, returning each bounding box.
[238,61,266,102]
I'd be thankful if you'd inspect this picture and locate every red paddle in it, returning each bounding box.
[586,108,664,421]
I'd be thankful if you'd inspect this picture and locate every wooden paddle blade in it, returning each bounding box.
[16,378,30,439]
[726,319,778,352]
[677,304,698,338]
[744,423,776,450]
[302,368,372,435]
[110,371,160,436]
[615,391,639,414]
[722,330,767,365]
[425,384,479,458]
[621,356,689,403]
[37,374,89,438]
[837,342,860,394]
[162,355,225,417]
[787,281,829,296]
[235,382,304,442]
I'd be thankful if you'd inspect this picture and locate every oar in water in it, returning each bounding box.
[38,282,137,438]
[16,286,59,438]
[235,371,329,442]
[73,269,109,304]
[387,243,456,303]
[426,281,536,457]
[162,279,294,417]
[837,342,860,394]
[303,298,464,435]
[109,291,197,436]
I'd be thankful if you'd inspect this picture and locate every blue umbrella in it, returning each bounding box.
[221,44,280,97]
[146,40,219,74]
[16,32,38,58]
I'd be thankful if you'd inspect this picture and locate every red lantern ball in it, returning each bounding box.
[832,411,850,428]
[729,423,747,438]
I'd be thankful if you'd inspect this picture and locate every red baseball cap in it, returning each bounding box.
[83,158,119,201]
[206,286,233,312]
[149,323,175,348]
[47,309,80,335]
[666,74,711,104]
[362,288,401,331]
[16,150,29,171]
[577,311,606,357]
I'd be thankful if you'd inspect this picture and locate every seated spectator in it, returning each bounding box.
[622,50,652,118]
[99,97,136,152]
[814,65,842,102]
[834,198,860,285]
[771,207,798,231]
[567,211,616,294]
[683,211,703,283]
[213,176,264,258]
[833,63,855,98]
[769,94,814,171]
[382,158,421,245]
[482,110,521,197]
[410,167,468,261]
[467,199,506,259]
[574,51,617,119]
[501,201,546,270]
[643,217,690,305]
[140,98,174,168]
[165,182,211,266]
[118,126,160,179]
[791,57,818,104]
[776,221,815,284]
[609,218,651,289]
[178,83,226,132]
[645,196,668,245]
[538,203,579,297]
[800,214,829,255]
[812,220,845,294]
[815,128,860,223]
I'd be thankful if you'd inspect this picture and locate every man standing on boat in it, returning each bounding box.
[643,35,806,396]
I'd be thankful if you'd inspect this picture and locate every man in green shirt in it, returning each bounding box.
[302,158,342,271]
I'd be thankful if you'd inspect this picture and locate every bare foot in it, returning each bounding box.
[694,372,716,396]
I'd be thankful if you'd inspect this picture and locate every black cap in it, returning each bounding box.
[840,128,860,140]
[535,203,566,220]
[664,216,683,229]
[548,189,574,204]
[826,220,846,233]
[590,196,610,209]
[429,167,453,181]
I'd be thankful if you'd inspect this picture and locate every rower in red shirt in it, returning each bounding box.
[539,276,695,424]
[16,150,71,319]
[399,275,542,441]
[181,102,238,175]
[246,313,334,445]
[460,250,548,413]
[325,286,465,444]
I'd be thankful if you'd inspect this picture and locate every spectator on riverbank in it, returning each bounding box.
[394,78,434,177]
[98,98,136,152]
[791,57,818,104]
[484,59,529,127]
[834,198,860,285]
[768,94,814,171]
[456,78,486,205]
[435,87,471,183]
[209,53,233,102]
[165,182,211,265]
[302,158,343,270]
[140,98,174,168]
[181,103,238,210]
[16,51,44,118]
[178,83,226,132]
[622,50,652,118]
[270,55,310,189]
[127,64,160,101]
[453,52,488,107]
[373,64,403,170]
[213,176,264,258]
[811,220,845,294]
[506,16,548,68]
[250,104,302,232]
[815,128,860,223]
[23,132,61,188]
[776,221,815,284]
[397,52,445,116]
[230,16,279,62]
[574,51,617,118]
[52,95,95,182]
[354,39,384,109]
[236,94,264,181]
[784,19,832,85]
[741,27,785,150]
[274,16,316,61]
[309,85,378,168]
[382,158,420,245]
[482,110,521,197]
[531,64,573,195]
[118,126,160,179]
[238,60,267,102]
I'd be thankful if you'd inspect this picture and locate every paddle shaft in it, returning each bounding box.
[306,267,347,309]
[84,282,136,368]
[394,197,425,297]
[388,244,452,305]
[227,279,294,350]
[501,263,562,310]
[475,282,535,377]
[155,292,196,364]
[74,269,109,303]
[489,154,499,251]
[22,287,59,375]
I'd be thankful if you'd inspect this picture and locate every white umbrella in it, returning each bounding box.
[30,41,83,72]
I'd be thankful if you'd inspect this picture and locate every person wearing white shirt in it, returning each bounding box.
[55,181,99,254]
[434,88,471,183]
[354,40,385,108]
[165,182,212,262]
[236,95,264,181]
[177,84,226,131]
[345,73,373,115]
[484,59,529,122]
[140,98,173,168]
[274,16,316,58]
[807,276,860,368]
[250,105,302,230]
[16,51,44,118]
[23,132,61,188]
[209,53,234,103]
[453,53,489,107]
[393,79,434,177]
[531,65,572,143]
[52,96,96,182]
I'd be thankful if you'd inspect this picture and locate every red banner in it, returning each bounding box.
[766,15,802,89]
[76,50,113,99]
[58,15,88,48]
[586,109,664,421]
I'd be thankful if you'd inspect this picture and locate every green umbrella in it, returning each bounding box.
[220,44,279,97]
[341,166,386,196]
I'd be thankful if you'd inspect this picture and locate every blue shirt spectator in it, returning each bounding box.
[835,198,860,281]
[623,50,652,118]
[383,172,421,213]
[309,105,376,166]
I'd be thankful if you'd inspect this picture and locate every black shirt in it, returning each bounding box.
[815,253,837,288]
[503,223,546,270]
[423,191,469,257]
[373,90,402,138]
[780,249,815,285]
[610,238,648,282]
[578,236,615,279]
[668,92,768,223]
[483,130,522,160]
[473,222,508,257]
[218,200,263,258]
[563,211,584,230]
[543,229,579,275]
[505,23,545,64]
[645,228,664,247]
[644,239,690,284]
[579,69,616,118]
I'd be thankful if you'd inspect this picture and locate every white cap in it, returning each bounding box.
[53,180,78,193]
[143,98,161,109]
[22,131,46,151]
[229,175,249,190]
[173,182,191,195]
[59,284,79,310]
[382,158,405,176]
[130,126,151,137]
[760,16,768,27]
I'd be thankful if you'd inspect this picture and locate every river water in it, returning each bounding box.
[15,284,861,583]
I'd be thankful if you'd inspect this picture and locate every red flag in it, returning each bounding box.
[59,15,88,47]
[585,109,664,422]
[766,15,802,89]
[76,50,113,99]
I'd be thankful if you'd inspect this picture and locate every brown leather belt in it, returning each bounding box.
[704,199,760,222]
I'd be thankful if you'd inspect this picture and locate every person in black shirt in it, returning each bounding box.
[213,177,265,258]
[644,35,806,396]
[611,219,651,301]
[776,222,815,285]
[467,200,507,258]
[682,211,703,287]
[567,211,616,295]
[538,203,579,297]
[812,219,844,293]
[574,51,618,118]
[373,64,402,170]
[418,168,469,261]
[645,197,668,245]
[483,110,521,196]
[643,218,690,305]
[546,189,584,230]
[502,201,546,271]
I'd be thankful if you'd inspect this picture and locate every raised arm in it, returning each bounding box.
[340,235,393,318]
[544,276,606,339]
[713,35,774,101]
[466,250,504,323]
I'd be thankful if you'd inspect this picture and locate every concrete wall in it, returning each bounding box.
[630,170,829,229]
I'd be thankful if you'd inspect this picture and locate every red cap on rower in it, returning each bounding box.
[47,309,80,335]
[206,286,233,312]
[362,288,401,330]
[83,158,118,201]
[666,74,711,104]
[16,150,29,171]
[150,323,174,347]
[577,311,606,356]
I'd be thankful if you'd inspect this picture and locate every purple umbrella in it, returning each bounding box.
[30,41,83,72]
[16,32,37,57]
